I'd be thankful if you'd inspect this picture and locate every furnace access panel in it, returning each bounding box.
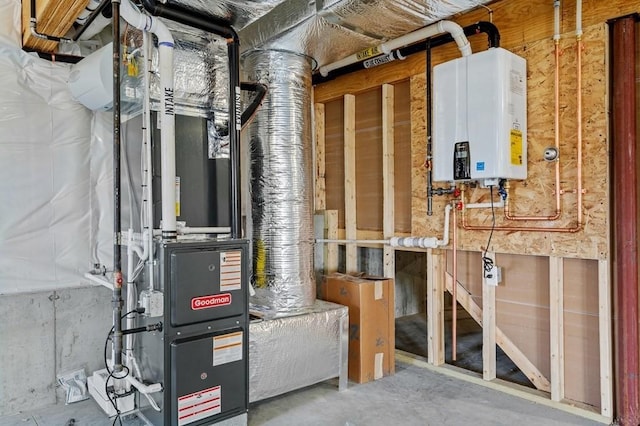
[138,239,249,426]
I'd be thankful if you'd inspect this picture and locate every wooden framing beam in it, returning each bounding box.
[344,94,357,273]
[445,272,551,392]
[482,252,497,381]
[22,0,89,52]
[549,256,565,402]
[382,84,395,279]
[314,103,326,211]
[325,210,339,275]
[427,249,445,365]
[598,259,613,419]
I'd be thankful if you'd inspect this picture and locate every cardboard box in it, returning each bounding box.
[321,273,395,383]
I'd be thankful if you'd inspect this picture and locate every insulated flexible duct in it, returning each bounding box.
[245,50,315,312]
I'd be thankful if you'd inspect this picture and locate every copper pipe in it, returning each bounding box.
[504,40,562,221]
[462,32,584,234]
[452,205,458,361]
[576,36,583,227]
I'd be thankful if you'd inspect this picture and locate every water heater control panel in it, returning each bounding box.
[432,47,527,185]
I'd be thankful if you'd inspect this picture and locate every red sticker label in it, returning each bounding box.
[191,293,232,310]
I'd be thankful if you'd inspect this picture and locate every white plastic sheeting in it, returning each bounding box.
[0,0,20,47]
[0,42,93,294]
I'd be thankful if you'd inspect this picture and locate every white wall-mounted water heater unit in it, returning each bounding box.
[432,47,527,186]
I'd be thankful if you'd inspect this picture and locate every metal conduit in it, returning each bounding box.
[610,14,640,426]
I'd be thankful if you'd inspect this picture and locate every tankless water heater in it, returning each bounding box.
[432,47,527,186]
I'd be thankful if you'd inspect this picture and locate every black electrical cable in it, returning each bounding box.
[482,186,496,276]
[73,0,111,41]
[426,37,434,216]
[240,82,268,129]
[22,49,84,64]
[105,365,130,426]
[103,308,140,426]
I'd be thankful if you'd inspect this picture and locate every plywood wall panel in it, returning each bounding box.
[394,80,412,234]
[446,250,483,308]
[494,254,551,381]
[325,99,346,228]
[411,23,608,260]
[449,251,552,383]
[563,258,600,409]
[355,88,383,231]
[410,74,429,235]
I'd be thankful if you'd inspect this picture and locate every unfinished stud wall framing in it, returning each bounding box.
[315,80,421,318]
[312,0,636,420]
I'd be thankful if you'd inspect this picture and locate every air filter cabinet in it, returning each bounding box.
[432,47,527,185]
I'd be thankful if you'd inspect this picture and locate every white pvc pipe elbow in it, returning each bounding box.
[120,0,176,237]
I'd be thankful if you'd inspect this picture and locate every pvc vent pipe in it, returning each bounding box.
[120,0,177,239]
[319,20,471,77]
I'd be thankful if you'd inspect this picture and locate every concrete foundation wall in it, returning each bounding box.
[0,285,112,415]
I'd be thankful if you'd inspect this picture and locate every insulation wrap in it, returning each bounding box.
[149,33,229,117]
[249,300,348,402]
[167,0,492,69]
[245,50,315,312]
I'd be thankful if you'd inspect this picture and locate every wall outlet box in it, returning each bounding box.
[140,289,164,317]
[485,265,502,286]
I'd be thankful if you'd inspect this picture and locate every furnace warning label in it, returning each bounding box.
[220,251,242,291]
[213,331,243,366]
[177,386,221,425]
[510,129,523,166]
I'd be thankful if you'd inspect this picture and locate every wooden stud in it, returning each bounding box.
[427,249,445,366]
[382,84,395,279]
[482,252,496,381]
[598,259,613,419]
[344,94,357,273]
[445,272,551,392]
[549,256,565,402]
[314,103,326,211]
[325,210,339,275]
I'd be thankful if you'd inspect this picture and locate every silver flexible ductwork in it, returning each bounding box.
[245,50,315,313]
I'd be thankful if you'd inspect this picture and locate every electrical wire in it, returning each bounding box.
[102,309,140,425]
[481,185,496,276]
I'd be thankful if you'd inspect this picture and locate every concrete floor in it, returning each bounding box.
[396,310,533,387]
[0,359,603,426]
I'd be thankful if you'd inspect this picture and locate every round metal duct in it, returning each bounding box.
[245,49,315,312]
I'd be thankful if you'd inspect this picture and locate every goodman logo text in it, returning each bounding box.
[191,293,232,310]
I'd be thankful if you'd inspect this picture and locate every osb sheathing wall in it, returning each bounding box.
[313,0,634,414]
[414,23,607,260]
